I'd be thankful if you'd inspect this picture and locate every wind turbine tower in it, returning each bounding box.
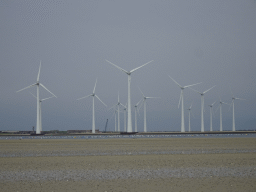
[77,79,107,133]
[138,88,159,132]
[134,99,142,132]
[208,101,216,131]
[169,76,201,132]
[215,98,229,131]
[230,90,245,131]
[121,103,127,132]
[17,61,57,134]
[190,86,216,132]
[109,93,122,132]
[187,103,193,132]
[30,92,56,132]
[106,60,153,132]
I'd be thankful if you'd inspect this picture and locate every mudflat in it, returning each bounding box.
[0,137,255,191]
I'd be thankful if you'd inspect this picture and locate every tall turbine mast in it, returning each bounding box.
[120,103,127,132]
[17,61,57,134]
[134,99,142,132]
[229,89,245,131]
[29,92,55,132]
[215,98,229,131]
[138,87,159,133]
[190,85,216,132]
[77,79,107,133]
[106,60,153,132]
[109,92,122,132]
[169,76,201,132]
[208,101,216,131]
[187,103,193,132]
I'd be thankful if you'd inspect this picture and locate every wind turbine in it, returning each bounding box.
[120,103,127,132]
[187,103,193,132]
[229,89,246,131]
[109,107,119,132]
[190,85,216,132]
[106,59,153,132]
[29,92,55,132]
[169,76,201,132]
[109,92,122,132]
[208,101,216,131]
[134,99,142,132]
[215,98,230,131]
[77,79,107,133]
[138,88,159,132]
[17,61,57,134]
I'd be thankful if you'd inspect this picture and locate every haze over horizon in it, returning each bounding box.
[1,1,255,132]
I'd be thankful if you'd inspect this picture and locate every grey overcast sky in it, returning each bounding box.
[1,0,255,132]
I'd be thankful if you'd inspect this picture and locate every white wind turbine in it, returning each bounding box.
[190,85,216,132]
[229,89,246,131]
[215,98,230,131]
[187,103,193,132]
[138,88,159,133]
[208,101,216,131]
[77,79,107,133]
[30,92,55,132]
[106,59,153,132]
[120,103,127,132]
[134,99,142,132]
[109,107,119,132]
[109,92,122,132]
[169,76,201,132]
[17,61,57,134]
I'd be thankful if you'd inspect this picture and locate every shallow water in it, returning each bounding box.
[1,133,256,140]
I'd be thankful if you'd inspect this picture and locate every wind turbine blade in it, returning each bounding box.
[40,83,57,98]
[145,97,160,99]
[41,96,55,101]
[168,75,182,88]
[37,61,41,82]
[77,94,92,100]
[109,110,116,120]
[93,79,97,94]
[188,87,202,94]
[29,92,37,99]
[178,91,182,108]
[135,99,142,106]
[138,100,144,111]
[17,83,37,92]
[215,104,220,113]
[183,82,202,88]
[120,103,127,109]
[95,95,107,107]
[189,102,193,109]
[223,102,230,105]
[235,98,246,100]
[138,87,145,97]
[130,60,153,73]
[212,101,216,106]
[105,60,129,74]
[108,104,117,111]
[203,85,216,94]
[228,100,233,111]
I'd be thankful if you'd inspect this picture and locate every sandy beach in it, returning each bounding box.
[0,137,255,191]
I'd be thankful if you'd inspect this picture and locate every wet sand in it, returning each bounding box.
[0,137,255,191]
